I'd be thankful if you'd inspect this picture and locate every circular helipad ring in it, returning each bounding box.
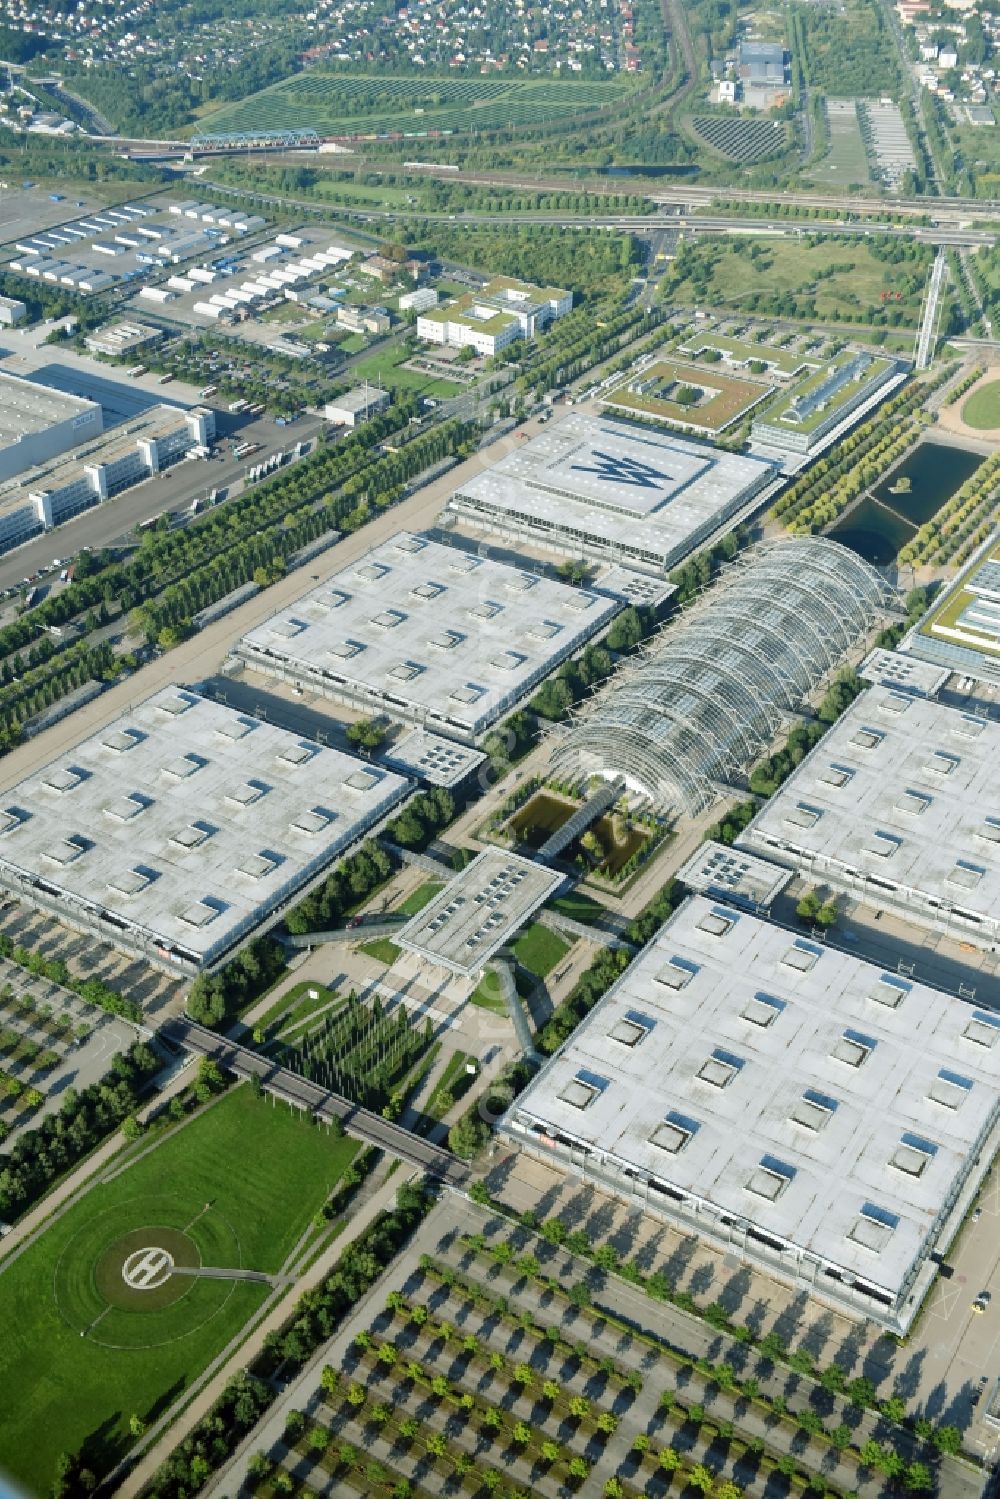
[122,1245,176,1290]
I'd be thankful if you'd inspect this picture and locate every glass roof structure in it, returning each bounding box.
[552,539,893,815]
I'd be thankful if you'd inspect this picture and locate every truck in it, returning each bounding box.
[227,398,248,414]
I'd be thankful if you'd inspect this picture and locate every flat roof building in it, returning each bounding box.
[235,531,619,745]
[381,727,486,789]
[84,320,165,359]
[0,371,103,485]
[0,688,409,975]
[503,893,1000,1333]
[903,534,1000,686]
[738,685,1000,948]
[324,386,392,428]
[417,276,571,358]
[447,413,776,576]
[398,848,563,978]
[751,353,898,456]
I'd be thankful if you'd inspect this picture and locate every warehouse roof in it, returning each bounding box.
[0,688,408,969]
[237,532,619,743]
[398,848,563,977]
[507,894,1000,1300]
[739,686,1000,934]
[449,413,775,571]
[0,371,100,445]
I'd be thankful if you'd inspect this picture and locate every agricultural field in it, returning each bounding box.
[0,1085,358,1494]
[690,115,788,163]
[806,98,872,189]
[198,73,632,142]
[606,358,767,430]
[662,236,935,326]
[241,1197,930,1499]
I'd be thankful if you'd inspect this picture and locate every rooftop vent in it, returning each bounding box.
[650,1110,700,1154]
[558,1070,608,1111]
[741,991,784,1027]
[791,1088,838,1131]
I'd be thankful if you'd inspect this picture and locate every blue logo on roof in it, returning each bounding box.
[570,450,672,490]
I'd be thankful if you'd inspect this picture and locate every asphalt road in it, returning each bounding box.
[0,405,555,793]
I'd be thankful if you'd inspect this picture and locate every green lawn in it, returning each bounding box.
[351,345,461,398]
[512,923,571,978]
[665,237,933,326]
[358,937,402,964]
[0,1086,357,1492]
[253,980,338,1036]
[468,973,510,1015]
[396,882,443,917]
[961,378,1000,430]
[549,890,608,926]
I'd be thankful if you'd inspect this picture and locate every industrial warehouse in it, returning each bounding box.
[445,412,777,576]
[0,688,409,974]
[0,401,215,554]
[551,538,891,814]
[502,893,1000,1334]
[0,371,103,487]
[738,684,1000,949]
[235,531,619,744]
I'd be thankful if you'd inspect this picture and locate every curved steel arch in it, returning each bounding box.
[555,537,896,817]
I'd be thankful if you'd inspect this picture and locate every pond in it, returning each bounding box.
[507,792,650,876]
[828,440,984,566]
[508,791,574,851]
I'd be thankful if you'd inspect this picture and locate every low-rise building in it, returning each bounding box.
[417,276,572,357]
[0,296,26,327]
[503,892,1000,1334]
[84,319,164,359]
[324,386,392,428]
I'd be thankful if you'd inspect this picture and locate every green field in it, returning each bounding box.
[0,1086,357,1492]
[512,923,571,978]
[351,344,461,399]
[664,236,933,325]
[397,881,444,917]
[961,378,1000,429]
[198,72,631,142]
[806,99,871,189]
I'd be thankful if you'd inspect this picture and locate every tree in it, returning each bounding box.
[904,1462,934,1492]
[796,889,821,924]
[541,1440,561,1464]
[690,1463,715,1494]
[658,1447,681,1472]
[347,718,386,753]
[128,1414,146,1438]
[512,1421,532,1445]
[309,1425,328,1454]
[933,1425,962,1455]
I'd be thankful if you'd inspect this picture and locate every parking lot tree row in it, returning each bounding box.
[139,1181,436,1499]
[0,1040,160,1222]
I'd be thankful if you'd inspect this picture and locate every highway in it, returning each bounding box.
[163,1016,471,1186]
[198,176,1000,249]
